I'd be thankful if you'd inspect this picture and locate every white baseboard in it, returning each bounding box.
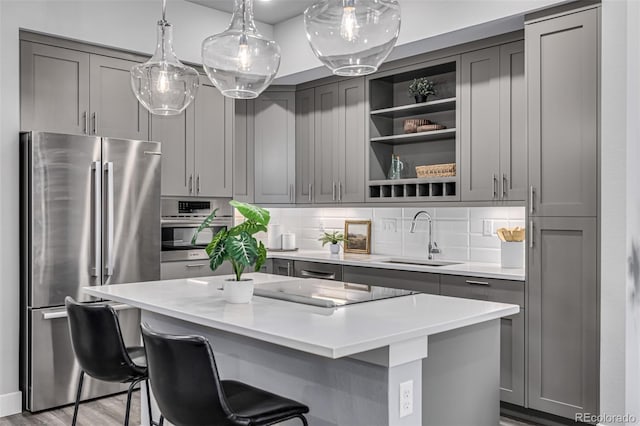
[0,391,22,417]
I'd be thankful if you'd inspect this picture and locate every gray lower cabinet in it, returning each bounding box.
[440,275,525,406]
[254,91,296,204]
[296,88,315,204]
[161,261,232,280]
[271,258,294,276]
[233,99,255,202]
[294,261,343,281]
[527,216,598,418]
[461,41,525,202]
[526,8,598,217]
[154,75,231,197]
[20,41,149,140]
[343,266,439,294]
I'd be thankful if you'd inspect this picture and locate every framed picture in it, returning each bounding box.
[344,220,372,254]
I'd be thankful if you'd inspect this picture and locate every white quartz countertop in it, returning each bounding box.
[84,273,519,359]
[267,250,525,281]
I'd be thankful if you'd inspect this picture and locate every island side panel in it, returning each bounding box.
[422,319,501,426]
[141,310,397,426]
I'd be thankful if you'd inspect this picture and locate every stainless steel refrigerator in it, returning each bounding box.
[20,131,161,412]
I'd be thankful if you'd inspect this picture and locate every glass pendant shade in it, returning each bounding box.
[202,0,281,99]
[131,7,199,116]
[304,0,401,76]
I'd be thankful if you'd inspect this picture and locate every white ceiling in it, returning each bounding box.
[186,0,317,25]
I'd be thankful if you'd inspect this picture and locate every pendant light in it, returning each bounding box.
[131,0,199,116]
[201,0,281,99]
[304,0,401,76]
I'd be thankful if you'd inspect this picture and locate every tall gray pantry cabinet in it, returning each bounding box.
[152,75,233,198]
[21,41,148,141]
[525,6,599,419]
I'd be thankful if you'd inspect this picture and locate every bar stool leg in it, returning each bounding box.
[124,378,144,426]
[71,370,85,426]
[299,415,308,426]
[144,379,153,426]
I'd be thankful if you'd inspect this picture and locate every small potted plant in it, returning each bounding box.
[192,200,269,304]
[319,231,346,255]
[408,78,436,103]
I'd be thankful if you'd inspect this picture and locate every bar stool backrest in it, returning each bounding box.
[140,323,237,426]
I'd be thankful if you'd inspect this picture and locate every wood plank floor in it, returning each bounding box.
[0,392,537,425]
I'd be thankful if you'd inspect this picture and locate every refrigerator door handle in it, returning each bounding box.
[105,162,115,277]
[91,161,101,277]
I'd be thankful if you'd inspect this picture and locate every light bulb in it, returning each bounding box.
[156,70,170,93]
[237,40,251,71]
[340,4,359,42]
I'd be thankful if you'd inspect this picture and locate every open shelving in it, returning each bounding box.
[367,57,460,202]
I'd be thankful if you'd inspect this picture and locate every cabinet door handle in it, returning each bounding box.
[529,220,534,248]
[196,174,200,194]
[83,112,88,134]
[308,183,312,202]
[188,174,193,194]
[502,174,507,199]
[92,112,97,135]
[332,181,336,201]
[287,262,291,276]
[529,185,535,214]
[338,181,342,201]
[185,264,207,268]
[465,280,490,286]
[300,270,336,280]
[493,174,498,199]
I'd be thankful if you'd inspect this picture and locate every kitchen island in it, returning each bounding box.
[84,273,519,426]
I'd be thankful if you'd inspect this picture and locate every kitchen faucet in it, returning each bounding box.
[410,211,441,260]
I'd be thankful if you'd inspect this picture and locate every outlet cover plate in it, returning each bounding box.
[399,380,413,418]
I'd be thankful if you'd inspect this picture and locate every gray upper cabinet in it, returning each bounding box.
[194,78,233,197]
[154,76,231,197]
[20,41,149,140]
[314,83,341,203]
[526,8,598,217]
[461,42,525,202]
[527,216,598,418]
[89,55,149,141]
[499,41,526,201]
[20,42,90,134]
[150,106,194,197]
[337,78,366,203]
[296,88,315,204]
[254,91,296,204]
[233,99,255,202]
[461,46,501,202]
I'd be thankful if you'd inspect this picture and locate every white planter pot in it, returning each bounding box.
[329,243,340,254]
[223,279,254,304]
[501,241,524,268]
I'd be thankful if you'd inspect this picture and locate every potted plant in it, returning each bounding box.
[408,78,436,103]
[319,231,346,254]
[192,200,270,304]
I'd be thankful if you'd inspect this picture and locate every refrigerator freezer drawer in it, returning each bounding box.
[27,304,141,412]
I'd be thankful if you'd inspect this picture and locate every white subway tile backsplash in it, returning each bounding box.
[265,206,525,264]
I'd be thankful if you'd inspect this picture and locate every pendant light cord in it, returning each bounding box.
[161,0,167,24]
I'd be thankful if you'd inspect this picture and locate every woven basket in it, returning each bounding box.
[403,119,431,133]
[416,163,456,178]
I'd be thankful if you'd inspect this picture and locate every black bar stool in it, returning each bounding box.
[65,297,153,426]
[141,323,310,426]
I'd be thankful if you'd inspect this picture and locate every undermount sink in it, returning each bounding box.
[384,258,462,267]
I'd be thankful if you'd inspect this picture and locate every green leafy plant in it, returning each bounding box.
[408,78,436,98]
[191,200,270,282]
[318,231,346,246]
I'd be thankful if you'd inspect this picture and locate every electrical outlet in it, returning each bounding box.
[399,380,413,418]
[482,219,493,236]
